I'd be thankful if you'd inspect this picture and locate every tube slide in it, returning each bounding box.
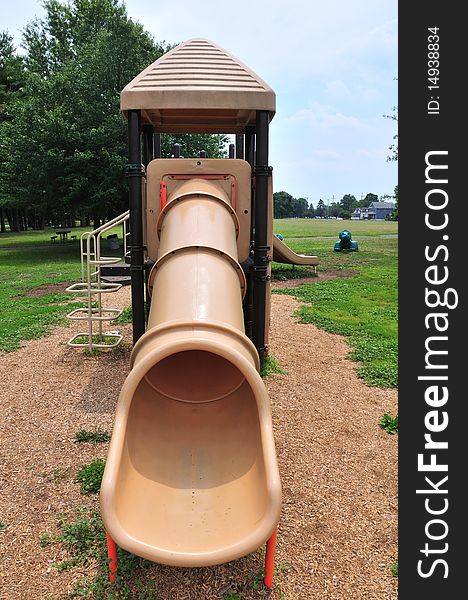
[101,179,282,567]
[273,235,319,266]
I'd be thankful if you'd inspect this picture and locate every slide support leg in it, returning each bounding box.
[106,531,118,583]
[264,527,278,589]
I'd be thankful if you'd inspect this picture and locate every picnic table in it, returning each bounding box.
[55,229,71,241]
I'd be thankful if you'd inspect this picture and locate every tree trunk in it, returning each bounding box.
[5,208,13,232]
[12,207,20,232]
[92,212,100,228]
[0,207,6,233]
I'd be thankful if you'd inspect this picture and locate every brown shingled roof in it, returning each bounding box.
[120,39,275,133]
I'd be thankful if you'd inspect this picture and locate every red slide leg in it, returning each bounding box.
[106,531,118,583]
[264,527,278,589]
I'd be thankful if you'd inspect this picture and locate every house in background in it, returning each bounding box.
[351,201,396,220]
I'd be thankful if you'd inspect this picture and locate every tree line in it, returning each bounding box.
[0,0,228,232]
[273,190,396,219]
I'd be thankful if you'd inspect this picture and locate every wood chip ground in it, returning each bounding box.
[0,287,397,599]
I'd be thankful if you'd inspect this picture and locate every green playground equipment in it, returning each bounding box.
[334,229,358,252]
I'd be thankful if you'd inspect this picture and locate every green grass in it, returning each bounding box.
[274,218,398,238]
[390,561,398,577]
[114,305,132,324]
[0,225,125,248]
[0,239,127,352]
[379,413,399,434]
[41,507,160,598]
[271,265,316,281]
[40,532,56,547]
[261,354,286,377]
[274,235,397,388]
[0,246,84,352]
[75,459,106,495]
[40,467,68,483]
[0,521,7,532]
[73,334,120,346]
[74,429,111,444]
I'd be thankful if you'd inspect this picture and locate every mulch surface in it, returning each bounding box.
[0,289,397,599]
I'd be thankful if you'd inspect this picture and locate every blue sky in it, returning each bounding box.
[4,1,398,206]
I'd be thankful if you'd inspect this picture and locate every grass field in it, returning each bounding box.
[0,227,127,352]
[0,219,397,388]
[273,218,398,238]
[273,227,397,388]
[0,246,85,352]
[0,225,125,248]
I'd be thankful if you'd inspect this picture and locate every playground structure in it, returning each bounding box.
[70,38,320,588]
[65,212,130,349]
[273,234,319,271]
[334,229,359,252]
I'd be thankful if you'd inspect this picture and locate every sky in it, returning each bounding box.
[3,0,398,206]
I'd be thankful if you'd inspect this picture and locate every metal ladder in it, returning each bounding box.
[66,211,130,349]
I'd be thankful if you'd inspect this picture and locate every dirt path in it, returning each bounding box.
[0,290,397,599]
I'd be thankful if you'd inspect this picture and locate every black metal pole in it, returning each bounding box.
[153,133,161,158]
[228,143,235,158]
[142,124,154,167]
[127,110,145,344]
[252,111,271,365]
[141,124,154,325]
[199,150,206,158]
[235,134,244,159]
[173,143,181,158]
[244,125,256,343]
[245,125,255,167]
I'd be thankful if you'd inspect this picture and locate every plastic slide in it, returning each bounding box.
[100,179,282,567]
[273,235,319,266]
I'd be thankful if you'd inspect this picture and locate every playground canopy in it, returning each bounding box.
[120,38,276,133]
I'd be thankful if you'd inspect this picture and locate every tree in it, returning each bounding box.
[0,32,25,114]
[293,197,308,218]
[161,133,228,159]
[0,33,27,231]
[384,105,398,162]
[273,191,294,218]
[0,0,228,230]
[340,194,357,213]
[387,185,398,220]
[316,198,326,217]
[305,201,315,218]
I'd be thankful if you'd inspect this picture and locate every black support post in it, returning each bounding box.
[141,124,154,325]
[245,125,255,167]
[252,111,271,365]
[153,133,161,158]
[142,124,154,167]
[228,143,235,158]
[235,134,244,159]
[243,125,256,344]
[127,110,146,344]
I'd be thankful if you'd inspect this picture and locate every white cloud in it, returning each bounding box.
[5,0,398,199]
[311,149,342,160]
[287,102,366,130]
[326,80,351,98]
